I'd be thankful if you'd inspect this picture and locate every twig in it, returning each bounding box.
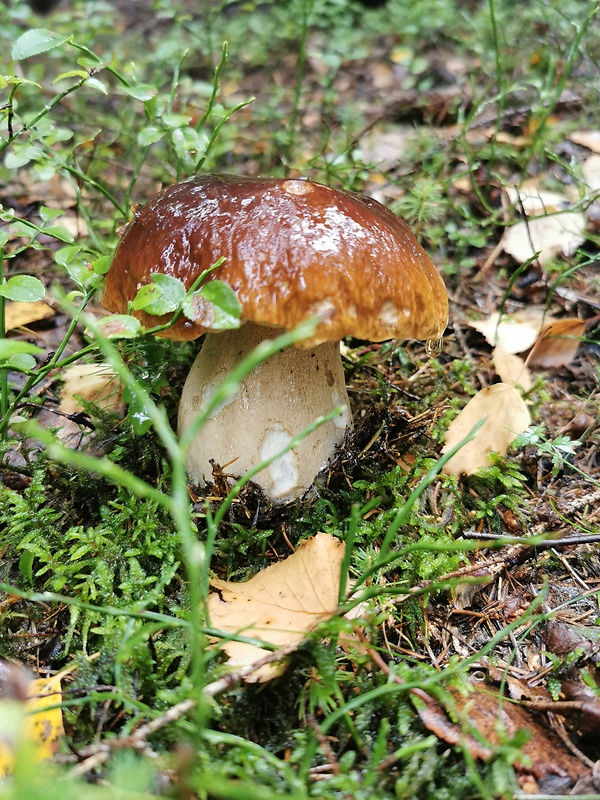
[462,531,600,548]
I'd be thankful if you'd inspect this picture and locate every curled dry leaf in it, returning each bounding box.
[527,318,589,369]
[502,187,586,266]
[492,345,532,391]
[207,533,345,682]
[442,383,531,477]
[469,308,554,354]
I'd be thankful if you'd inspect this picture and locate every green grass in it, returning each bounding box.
[0,0,599,797]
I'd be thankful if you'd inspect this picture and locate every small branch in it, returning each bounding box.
[462,531,600,548]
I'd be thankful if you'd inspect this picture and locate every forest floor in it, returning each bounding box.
[0,1,599,798]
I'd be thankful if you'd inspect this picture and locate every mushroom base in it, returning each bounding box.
[178,323,351,501]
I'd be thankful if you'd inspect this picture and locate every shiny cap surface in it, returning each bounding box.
[103,174,448,345]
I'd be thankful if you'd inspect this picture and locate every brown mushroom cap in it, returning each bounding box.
[103,174,448,347]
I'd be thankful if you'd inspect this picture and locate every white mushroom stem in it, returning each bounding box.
[177,322,352,501]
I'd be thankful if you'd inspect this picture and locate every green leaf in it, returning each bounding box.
[8,353,38,372]
[91,256,111,275]
[131,274,186,316]
[95,314,142,339]
[125,392,153,436]
[39,206,65,223]
[182,280,241,330]
[122,84,158,102]
[53,69,88,82]
[85,77,108,95]
[0,340,43,360]
[43,225,75,243]
[0,275,45,302]
[54,244,82,266]
[161,112,193,129]
[4,143,44,170]
[137,126,164,147]
[11,30,70,60]
[19,550,34,585]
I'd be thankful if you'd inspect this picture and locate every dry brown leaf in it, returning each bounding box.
[502,187,586,266]
[569,129,600,153]
[441,384,531,477]
[57,363,125,447]
[505,186,568,214]
[526,318,588,369]
[491,346,532,391]
[4,300,54,331]
[417,680,592,789]
[469,308,554,354]
[208,533,345,682]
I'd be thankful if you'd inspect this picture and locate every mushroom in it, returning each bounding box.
[102,174,448,501]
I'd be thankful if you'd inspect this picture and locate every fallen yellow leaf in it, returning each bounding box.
[492,346,532,391]
[4,300,54,331]
[442,384,531,477]
[25,675,64,761]
[0,669,64,777]
[59,363,124,415]
[502,187,586,266]
[469,308,554,354]
[208,533,345,682]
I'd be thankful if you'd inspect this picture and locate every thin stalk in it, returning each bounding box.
[195,97,254,172]
[0,79,88,154]
[487,0,505,132]
[195,42,229,133]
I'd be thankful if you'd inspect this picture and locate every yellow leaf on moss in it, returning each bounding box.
[442,384,531,477]
[0,670,64,777]
[208,533,345,682]
[25,675,64,761]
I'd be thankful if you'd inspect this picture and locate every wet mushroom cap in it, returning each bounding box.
[103,174,448,346]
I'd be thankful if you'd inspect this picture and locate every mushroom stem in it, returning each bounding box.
[178,322,352,501]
